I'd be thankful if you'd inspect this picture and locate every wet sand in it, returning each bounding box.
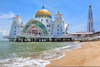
[46,41,100,67]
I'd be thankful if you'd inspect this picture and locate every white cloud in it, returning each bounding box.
[0,11,15,18]
[0,29,7,35]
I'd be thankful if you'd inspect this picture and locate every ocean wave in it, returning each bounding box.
[0,42,82,67]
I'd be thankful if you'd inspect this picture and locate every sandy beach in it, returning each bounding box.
[46,41,100,67]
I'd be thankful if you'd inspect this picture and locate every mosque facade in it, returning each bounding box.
[8,6,70,42]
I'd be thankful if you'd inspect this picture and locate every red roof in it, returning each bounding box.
[13,15,20,18]
[55,12,62,15]
[76,32,87,33]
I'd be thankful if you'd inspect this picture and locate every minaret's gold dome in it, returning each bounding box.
[35,6,52,18]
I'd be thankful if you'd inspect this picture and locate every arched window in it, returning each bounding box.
[51,20,52,23]
[46,19,48,22]
[41,19,43,22]
[49,30,50,32]
[14,33,16,35]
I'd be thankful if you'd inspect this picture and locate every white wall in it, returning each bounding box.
[9,18,24,37]
[53,15,63,36]
[35,18,53,36]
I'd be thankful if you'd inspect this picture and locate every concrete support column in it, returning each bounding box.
[32,39,34,41]
[34,39,36,42]
[39,39,41,42]
[49,38,52,42]
[14,39,16,41]
[18,38,21,42]
[46,38,49,42]
[52,38,55,42]
[43,39,46,42]
[61,38,63,42]
[30,39,32,42]
[15,38,17,42]
[70,38,72,41]
[21,39,23,42]
[41,39,43,42]
[24,39,26,42]
[27,38,29,42]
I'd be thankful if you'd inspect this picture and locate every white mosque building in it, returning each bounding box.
[8,6,70,42]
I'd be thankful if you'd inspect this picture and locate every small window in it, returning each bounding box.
[49,25,50,27]
[49,30,50,32]
[21,26,23,28]
[41,19,43,22]
[47,25,48,27]
[46,19,48,22]
[57,29,59,31]
[14,30,16,32]
[15,27,16,28]
[57,25,59,27]
[14,33,16,35]
[51,20,52,22]
[57,32,59,34]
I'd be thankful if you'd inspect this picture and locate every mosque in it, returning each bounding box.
[8,6,71,42]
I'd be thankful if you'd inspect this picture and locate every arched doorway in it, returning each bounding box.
[26,25,44,36]
[22,20,48,36]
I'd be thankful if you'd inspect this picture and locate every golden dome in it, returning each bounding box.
[89,5,91,8]
[35,6,52,18]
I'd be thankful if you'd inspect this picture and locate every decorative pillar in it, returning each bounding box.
[34,39,36,42]
[18,38,21,42]
[49,38,51,42]
[27,38,29,42]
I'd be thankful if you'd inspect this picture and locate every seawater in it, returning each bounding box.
[0,41,81,67]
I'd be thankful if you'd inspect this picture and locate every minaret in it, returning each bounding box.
[53,12,63,36]
[87,5,94,32]
[9,15,24,37]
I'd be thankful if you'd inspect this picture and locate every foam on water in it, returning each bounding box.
[0,42,82,67]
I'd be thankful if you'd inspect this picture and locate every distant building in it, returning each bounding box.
[68,32,93,38]
[87,5,95,33]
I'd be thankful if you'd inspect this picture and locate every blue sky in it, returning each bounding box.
[0,0,100,40]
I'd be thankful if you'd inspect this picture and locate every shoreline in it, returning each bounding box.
[0,41,80,67]
[46,41,100,67]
